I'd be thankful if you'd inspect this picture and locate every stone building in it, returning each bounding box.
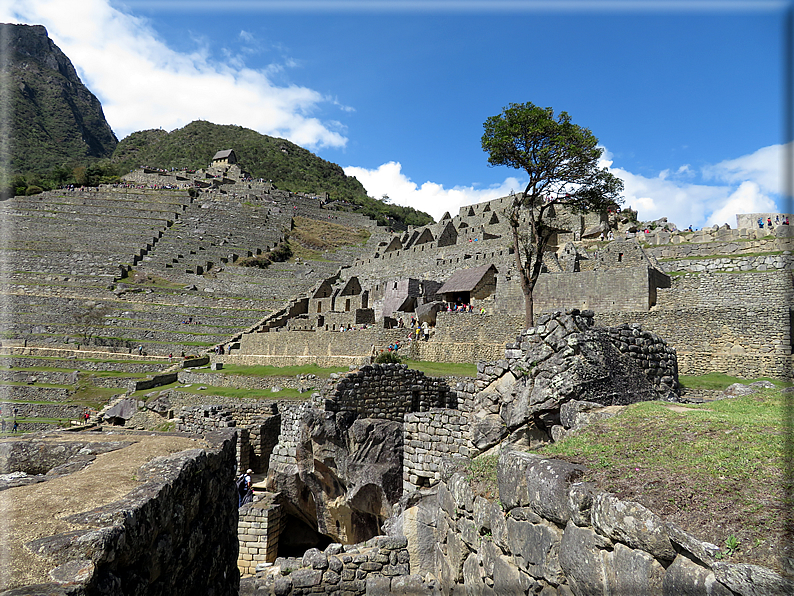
[211,149,237,166]
[436,263,498,306]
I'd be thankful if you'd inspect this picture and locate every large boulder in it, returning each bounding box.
[280,409,404,545]
[471,311,679,450]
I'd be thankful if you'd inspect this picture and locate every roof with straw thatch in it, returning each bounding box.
[437,264,497,294]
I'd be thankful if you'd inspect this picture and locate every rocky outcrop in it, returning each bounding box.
[470,310,679,452]
[276,411,403,546]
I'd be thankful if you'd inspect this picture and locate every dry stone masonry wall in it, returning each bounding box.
[403,409,471,491]
[3,430,240,596]
[397,452,794,596]
[243,536,420,596]
[325,363,454,423]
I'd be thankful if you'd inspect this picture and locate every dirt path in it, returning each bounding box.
[0,432,208,590]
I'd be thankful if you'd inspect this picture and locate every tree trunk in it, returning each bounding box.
[524,287,535,330]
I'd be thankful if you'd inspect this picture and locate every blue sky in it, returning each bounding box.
[1,0,791,227]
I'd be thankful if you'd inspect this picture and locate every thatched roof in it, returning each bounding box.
[437,264,497,294]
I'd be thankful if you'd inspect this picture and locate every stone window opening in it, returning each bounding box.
[345,299,351,312]
[618,253,623,262]
[416,476,431,489]
[411,390,421,412]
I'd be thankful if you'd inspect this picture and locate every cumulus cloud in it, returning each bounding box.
[356,144,788,228]
[599,146,786,229]
[702,143,788,195]
[0,0,348,147]
[344,162,524,221]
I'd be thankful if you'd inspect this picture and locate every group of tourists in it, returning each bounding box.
[758,216,790,228]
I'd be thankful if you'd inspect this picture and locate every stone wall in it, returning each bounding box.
[268,401,313,469]
[403,409,471,492]
[414,313,523,364]
[324,364,453,423]
[411,453,794,596]
[238,495,285,575]
[176,403,283,473]
[596,271,794,379]
[244,536,414,596]
[534,266,668,312]
[660,253,794,274]
[6,430,240,596]
[233,328,409,367]
[178,370,334,395]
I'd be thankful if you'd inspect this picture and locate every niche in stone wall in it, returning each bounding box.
[278,514,333,557]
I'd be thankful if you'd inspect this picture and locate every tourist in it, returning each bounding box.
[422,321,429,341]
[237,469,253,507]
[1,419,5,433]
[607,230,614,241]
[785,217,790,225]
[12,420,18,433]
[767,217,773,228]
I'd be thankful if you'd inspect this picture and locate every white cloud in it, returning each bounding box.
[601,145,788,229]
[702,181,777,227]
[344,162,524,221]
[702,143,789,195]
[357,144,789,228]
[0,0,348,147]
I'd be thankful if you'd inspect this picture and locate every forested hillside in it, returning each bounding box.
[113,120,433,227]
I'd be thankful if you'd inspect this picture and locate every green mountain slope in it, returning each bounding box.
[113,120,434,227]
[0,23,118,176]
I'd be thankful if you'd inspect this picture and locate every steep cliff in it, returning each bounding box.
[0,23,118,175]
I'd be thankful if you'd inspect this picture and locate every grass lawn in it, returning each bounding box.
[203,363,348,378]
[535,388,790,572]
[679,372,791,391]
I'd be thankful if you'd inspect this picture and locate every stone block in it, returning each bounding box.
[506,517,563,584]
[559,521,612,596]
[711,562,794,596]
[498,451,585,524]
[662,555,732,596]
[591,493,675,561]
[604,542,664,596]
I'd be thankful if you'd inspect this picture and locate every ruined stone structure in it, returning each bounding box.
[0,429,239,595]
[224,313,678,575]
[228,194,793,381]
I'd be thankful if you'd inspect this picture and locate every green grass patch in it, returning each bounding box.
[291,215,371,252]
[401,360,477,378]
[679,372,789,391]
[202,363,348,378]
[466,453,500,501]
[540,395,784,478]
[535,389,788,569]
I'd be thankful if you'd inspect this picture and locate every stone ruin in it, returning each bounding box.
[252,311,680,568]
[0,429,239,596]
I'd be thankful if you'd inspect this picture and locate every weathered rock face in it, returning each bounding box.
[472,310,679,452]
[278,409,404,546]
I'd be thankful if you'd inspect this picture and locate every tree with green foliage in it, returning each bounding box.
[481,102,624,327]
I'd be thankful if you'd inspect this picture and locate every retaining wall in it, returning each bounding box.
[4,429,240,596]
